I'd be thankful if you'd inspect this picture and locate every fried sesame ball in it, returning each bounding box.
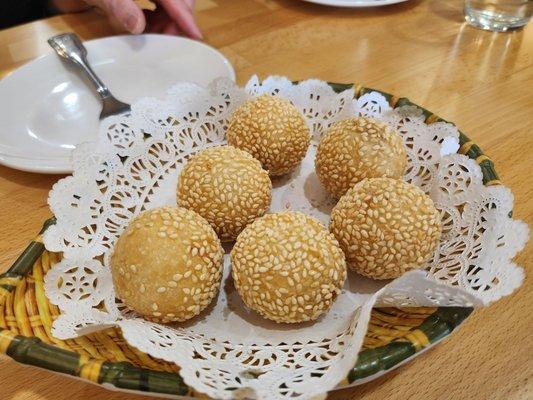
[177,146,272,242]
[330,178,441,280]
[227,95,311,176]
[231,212,346,323]
[110,206,224,323]
[315,117,407,199]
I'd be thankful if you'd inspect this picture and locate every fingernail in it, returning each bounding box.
[125,14,140,34]
[193,26,203,40]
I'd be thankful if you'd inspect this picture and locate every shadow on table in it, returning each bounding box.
[0,165,63,190]
[429,0,464,23]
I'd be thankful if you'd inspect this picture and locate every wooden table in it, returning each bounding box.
[0,0,531,399]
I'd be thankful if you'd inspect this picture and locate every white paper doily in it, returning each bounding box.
[43,76,528,400]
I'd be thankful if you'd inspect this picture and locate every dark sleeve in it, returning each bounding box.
[0,0,49,29]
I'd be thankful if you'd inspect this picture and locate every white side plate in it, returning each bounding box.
[0,34,235,174]
[302,0,408,7]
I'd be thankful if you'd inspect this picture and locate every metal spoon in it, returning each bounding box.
[48,33,131,120]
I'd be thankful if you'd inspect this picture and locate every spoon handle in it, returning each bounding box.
[48,33,111,100]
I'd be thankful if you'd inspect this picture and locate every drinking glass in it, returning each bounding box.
[464,0,532,31]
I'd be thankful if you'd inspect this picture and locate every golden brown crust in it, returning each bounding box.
[110,206,224,323]
[315,117,406,199]
[330,178,441,280]
[231,211,346,323]
[177,146,272,241]
[227,95,310,176]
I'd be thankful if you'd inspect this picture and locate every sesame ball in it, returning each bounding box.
[177,146,272,241]
[231,212,346,323]
[110,206,224,323]
[227,95,311,176]
[315,117,407,199]
[330,178,441,280]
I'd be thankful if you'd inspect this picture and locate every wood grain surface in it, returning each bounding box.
[0,0,532,399]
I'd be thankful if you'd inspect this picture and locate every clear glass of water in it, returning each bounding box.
[464,0,532,31]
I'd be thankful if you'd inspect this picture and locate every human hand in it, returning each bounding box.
[84,0,202,39]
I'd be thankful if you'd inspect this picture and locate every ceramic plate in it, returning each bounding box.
[303,0,408,7]
[0,34,235,174]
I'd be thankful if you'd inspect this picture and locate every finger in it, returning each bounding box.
[110,0,146,34]
[162,22,183,36]
[158,0,202,39]
[107,14,128,32]
[183,0,195,10]
[83,0,117,31]
[87,0,146,34]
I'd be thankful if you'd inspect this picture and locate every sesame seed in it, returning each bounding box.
[110,205,224,322]
[230,211,347,323]
[316,117,406,199]
[330,177,441,279]
[227,95,310,176]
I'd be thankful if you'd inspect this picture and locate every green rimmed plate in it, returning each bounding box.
[0,81,500,398]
